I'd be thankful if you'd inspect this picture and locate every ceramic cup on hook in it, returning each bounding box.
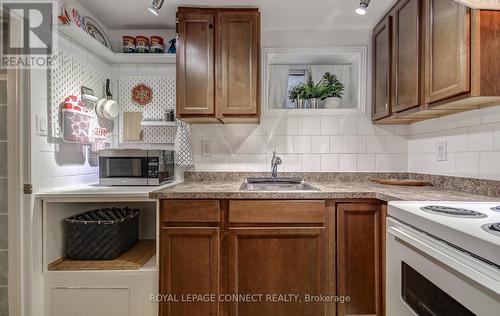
[96,79,119,119]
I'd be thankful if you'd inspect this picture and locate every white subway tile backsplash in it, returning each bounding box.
[302,154,321,172]
[302,117,321,135]
[357,154,376,172]
[239,136,261,154]
[320,154,339,172]
[338,117,357,135]
[357,117,376,135]
[467,124,494,152]
[385,136,407,153]
[446,128,467,152]
[247,154,267,171]
[276,136,294,153]
[479,152,500,177]
[229,154,248,171]
[394,154,409,172]
[456,152,480,175]
[339,154,357,171]
[348,136,367,153]
[311,136,330,153]
[495,123,500,150]
[320,117,339,135]
[366,136,385,153]
[286,117,302,135]
[283,154,302,172]
[375,154,395,172]
[293,136,312,153]
[330,136,349,153]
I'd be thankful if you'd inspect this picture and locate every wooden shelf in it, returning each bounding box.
[59,23,176,64]
[141,121,177,126]
[48,239,156,271]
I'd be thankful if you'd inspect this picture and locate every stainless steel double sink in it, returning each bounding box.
[239,177,319,191]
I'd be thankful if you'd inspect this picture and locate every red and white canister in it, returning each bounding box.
[150,36,164,53]
[135,36,150,53]
[122,36,136,53]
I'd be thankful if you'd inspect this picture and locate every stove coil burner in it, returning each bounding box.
[420,205,487,218]
[490,206,500,213]
[489,223,500,232]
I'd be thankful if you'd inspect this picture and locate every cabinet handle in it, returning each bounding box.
[385,103,388,109]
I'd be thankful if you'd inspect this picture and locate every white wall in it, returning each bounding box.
[408,104,500,181]
[31,34,114,192]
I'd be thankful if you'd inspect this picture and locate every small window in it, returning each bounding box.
[285,68,306,108]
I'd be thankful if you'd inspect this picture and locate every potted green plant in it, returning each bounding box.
[321,72,344,109]
[288,84,305,108]
[287,71,345,109]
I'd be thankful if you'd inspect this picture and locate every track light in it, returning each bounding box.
[355,0,370,15]
[148,0,164,16]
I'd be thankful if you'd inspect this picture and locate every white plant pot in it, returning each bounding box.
[323,97,342,109]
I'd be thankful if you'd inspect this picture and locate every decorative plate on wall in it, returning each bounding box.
[132,83,153,105]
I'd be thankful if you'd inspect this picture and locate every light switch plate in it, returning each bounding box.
[202,140,212,157]
[35,114,47,136]
[437,142,447,161]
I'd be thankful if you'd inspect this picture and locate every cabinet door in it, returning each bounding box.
[336,203,383,316]
[372,17,392,120]
[159,228,219,316]
[392,0,421,112]
[424,0,470,104]
[217,10,260,116]
[177,11,216,115]
[228,228,326,316]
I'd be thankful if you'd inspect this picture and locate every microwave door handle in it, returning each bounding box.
[388,226,500,295]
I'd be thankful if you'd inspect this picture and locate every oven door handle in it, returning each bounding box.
[388,225,500,295]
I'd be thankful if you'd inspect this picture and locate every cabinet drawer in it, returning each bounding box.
[162,200,220,223]
[229,200,325,224]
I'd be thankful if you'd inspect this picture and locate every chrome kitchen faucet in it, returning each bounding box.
[271,151,282,178]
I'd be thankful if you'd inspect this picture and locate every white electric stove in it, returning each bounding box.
[387,201,500,316]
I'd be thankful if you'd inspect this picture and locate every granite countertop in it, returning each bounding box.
[149,180,498,202]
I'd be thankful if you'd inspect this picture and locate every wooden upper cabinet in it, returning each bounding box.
[176,10,216,116]
[176,7,261,123]
[392,0,421,112]
[336,203,383,316]
[372,17,392,120]
[217,10,260,118]
[424,0,470,104]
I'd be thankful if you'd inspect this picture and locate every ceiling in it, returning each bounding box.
[76,0,396,31]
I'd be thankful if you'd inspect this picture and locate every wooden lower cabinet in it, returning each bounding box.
[159,227,219,316]
[336,203,384,316]
[159,200,385,316]
[228,228,326,316]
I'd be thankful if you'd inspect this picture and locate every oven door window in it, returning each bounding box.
[401,262,475,316]
[100,158,146,178]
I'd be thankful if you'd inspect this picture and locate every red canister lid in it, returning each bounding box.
[123,35,136,43]
[150,36,164,44]
[136,35,149,43]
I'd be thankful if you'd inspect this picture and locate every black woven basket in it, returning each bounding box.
[65,207,139,260]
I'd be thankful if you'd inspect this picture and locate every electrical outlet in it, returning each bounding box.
[202,140,212,157]
[437,142,447,161]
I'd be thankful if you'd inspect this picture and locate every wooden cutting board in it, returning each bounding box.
[370,178,431,186]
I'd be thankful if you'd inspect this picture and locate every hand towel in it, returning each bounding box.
[122,112,143,141]
[175,120,194,167]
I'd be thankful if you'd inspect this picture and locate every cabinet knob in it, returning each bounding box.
[209,24,213,29]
